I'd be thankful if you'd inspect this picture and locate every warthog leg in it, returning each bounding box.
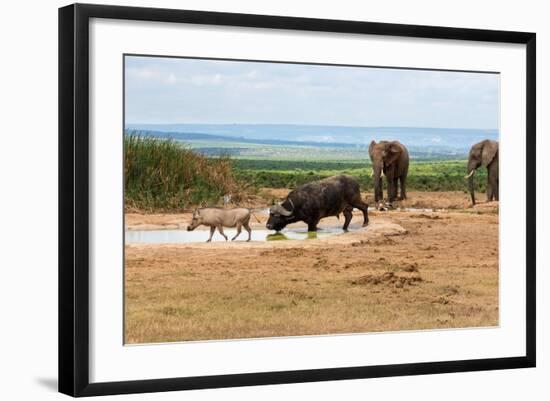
[217,225,228,241]
[232,224,242,241]
[243,222,252,241]
[206,226,215,242]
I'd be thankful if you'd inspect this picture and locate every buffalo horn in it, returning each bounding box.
[270,203,293,216]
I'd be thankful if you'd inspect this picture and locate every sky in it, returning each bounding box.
[124,55,499,129]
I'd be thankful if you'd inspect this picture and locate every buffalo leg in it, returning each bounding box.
[243,222,252,241]
[206,226,215,242]
[307,219,320,232]
[343,206,353,231]
[351,197,369,227]
[231,224,242,241]
[217,225,228,241]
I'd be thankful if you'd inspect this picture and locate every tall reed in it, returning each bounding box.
[124,135,245,211]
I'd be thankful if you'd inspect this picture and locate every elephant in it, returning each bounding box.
[464,139,499,205]
[368,140,409,205]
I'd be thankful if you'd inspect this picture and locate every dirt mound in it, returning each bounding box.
[366,222,408,237]
[351,271,422,288]
[400,263,419,273]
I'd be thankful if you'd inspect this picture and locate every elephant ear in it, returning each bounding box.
[386,142,402,166]
[368,140,376,159]
[481,140,498,167]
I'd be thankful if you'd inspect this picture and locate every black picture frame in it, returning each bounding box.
[59,3,536,397]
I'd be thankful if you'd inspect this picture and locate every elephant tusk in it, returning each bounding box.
[371,168,384,178]
[464,170,475,179]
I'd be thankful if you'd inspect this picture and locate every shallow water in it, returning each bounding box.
[125,225,363,244]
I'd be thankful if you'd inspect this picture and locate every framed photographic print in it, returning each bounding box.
[58,3,536,397]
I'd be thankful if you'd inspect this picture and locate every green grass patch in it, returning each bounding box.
[124,135,247,211]
[232,159,488,192]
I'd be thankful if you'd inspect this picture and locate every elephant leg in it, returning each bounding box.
[486,161,499,201]
[385,177,392,202]
[387,177,398,202]
[231,224,242,241]
[399,176,407,200]
[488,170,499,201]
[342,206,353,231]
[486,177,493,202]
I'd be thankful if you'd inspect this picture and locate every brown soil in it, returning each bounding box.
[125,191,499,344]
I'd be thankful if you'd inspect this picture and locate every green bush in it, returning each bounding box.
[124,135,245,211]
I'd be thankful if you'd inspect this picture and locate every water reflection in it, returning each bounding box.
[125,225,361,244]
[266,231,318,241]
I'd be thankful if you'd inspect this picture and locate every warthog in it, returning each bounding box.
[266,174,369,232]
[187,208,259,242]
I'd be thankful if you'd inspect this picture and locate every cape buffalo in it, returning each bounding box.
[266,175,369,232]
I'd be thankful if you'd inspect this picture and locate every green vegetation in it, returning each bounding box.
[232,159,488,192]
[124,135,246,211]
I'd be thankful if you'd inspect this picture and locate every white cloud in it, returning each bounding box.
[190,73,223,86]
[124,56,499,128]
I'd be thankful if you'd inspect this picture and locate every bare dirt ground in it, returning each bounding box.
[125,191,499,344]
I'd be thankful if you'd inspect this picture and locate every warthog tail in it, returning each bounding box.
[251,212,262,223]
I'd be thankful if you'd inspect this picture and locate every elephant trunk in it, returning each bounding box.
[465,168,476,206]
[373,164,383,203]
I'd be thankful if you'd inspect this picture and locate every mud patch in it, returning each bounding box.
[432,296,452,305]
[410,213,445,220]
[350,271,423,288]
[365,237,397,246]
[440,285,460,296]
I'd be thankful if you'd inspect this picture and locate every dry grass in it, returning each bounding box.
[125,205,498,343]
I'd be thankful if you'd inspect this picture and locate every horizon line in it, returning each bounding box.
[125,122,499,131]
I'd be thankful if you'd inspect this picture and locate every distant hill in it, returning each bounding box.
[125,123,499,151]
[124,129,361,149]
